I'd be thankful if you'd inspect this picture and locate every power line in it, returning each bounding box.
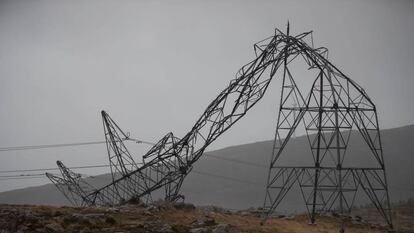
[0,161,263,186]
[0,140,107,151]
[0,138,265,172]
[203,153,266,168]
[0,139,266,185]
[0,168,262,187]
[0,166,262,187]
[0,176,47,181]
[0,138,154,152]
[0,152,263,175]
[192,170,262,186]
[0,164,113,174]
[0,173,45,178]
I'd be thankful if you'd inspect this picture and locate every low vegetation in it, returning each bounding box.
[0,201,394,233]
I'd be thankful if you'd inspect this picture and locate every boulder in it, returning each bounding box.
[173,202,195,211]
[57,213,115,226]
[45,223,64,232]
[191,217,216,227]
[190,227,210,233]
[144,220,174,233]
[212,224,236,233]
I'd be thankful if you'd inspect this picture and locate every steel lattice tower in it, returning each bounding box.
[262,24,394,232]
[46,161,95,206]
[47,24,394,232]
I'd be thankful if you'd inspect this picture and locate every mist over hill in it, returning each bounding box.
[0,125,413,214]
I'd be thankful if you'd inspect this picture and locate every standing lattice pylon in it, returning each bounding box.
[262,24,394,232]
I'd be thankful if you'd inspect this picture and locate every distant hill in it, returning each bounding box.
[0,125,413,213]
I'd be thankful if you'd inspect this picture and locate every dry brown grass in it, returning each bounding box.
[159,207,387,233]
[0,203,390,233]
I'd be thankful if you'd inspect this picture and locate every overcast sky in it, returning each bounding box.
[0,0,413,192]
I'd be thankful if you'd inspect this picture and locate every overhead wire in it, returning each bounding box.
[0,166,262,186]
[0,173,45,178]
[3,139,410,191]
[192,170,262,186]
[0,159,263,183]
[203,153,266,168]
[0,176,47,181]
[0,138,154,152]
[0,140,107,152]
[0,164,113,174]
[0,138,265,172]
[0,153,264,175]
[0,139,266,185]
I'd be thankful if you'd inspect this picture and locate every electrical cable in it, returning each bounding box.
[0,138,154,152]
[0,166,262,186]
[0,139,265,186]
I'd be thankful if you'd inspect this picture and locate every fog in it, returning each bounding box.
[0,0,413,192]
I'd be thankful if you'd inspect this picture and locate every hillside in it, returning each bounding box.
[0,202,391,233]
[0,125,413,213]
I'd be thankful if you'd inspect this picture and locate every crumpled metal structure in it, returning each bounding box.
[47,24,394,231]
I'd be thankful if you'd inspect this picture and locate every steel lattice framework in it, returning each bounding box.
[47,25,394,231]
[100,111,147,204]
[46,161,95,206]
[261,25,394,231]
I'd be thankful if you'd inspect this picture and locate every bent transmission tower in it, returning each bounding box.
[47,24,394,231]
[46,161,95,206]
[101,110,145,204]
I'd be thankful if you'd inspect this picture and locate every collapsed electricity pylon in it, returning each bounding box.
[102,111,139,179]
[101,110,146,204]
[46,24,394,231]
[83,26,296,205]
[101,111,187,204]
[46,161,95,206]
[261,24,394,232]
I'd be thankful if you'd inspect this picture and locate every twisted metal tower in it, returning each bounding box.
[101,110,147,204]
[46,161,95,206]
[47,25,394,231]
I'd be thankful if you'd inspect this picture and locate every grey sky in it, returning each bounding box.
[0,0,413,191]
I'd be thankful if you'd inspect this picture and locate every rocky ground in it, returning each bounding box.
[0,201,391,233]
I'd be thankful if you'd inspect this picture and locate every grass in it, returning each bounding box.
[0,203,393,233]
